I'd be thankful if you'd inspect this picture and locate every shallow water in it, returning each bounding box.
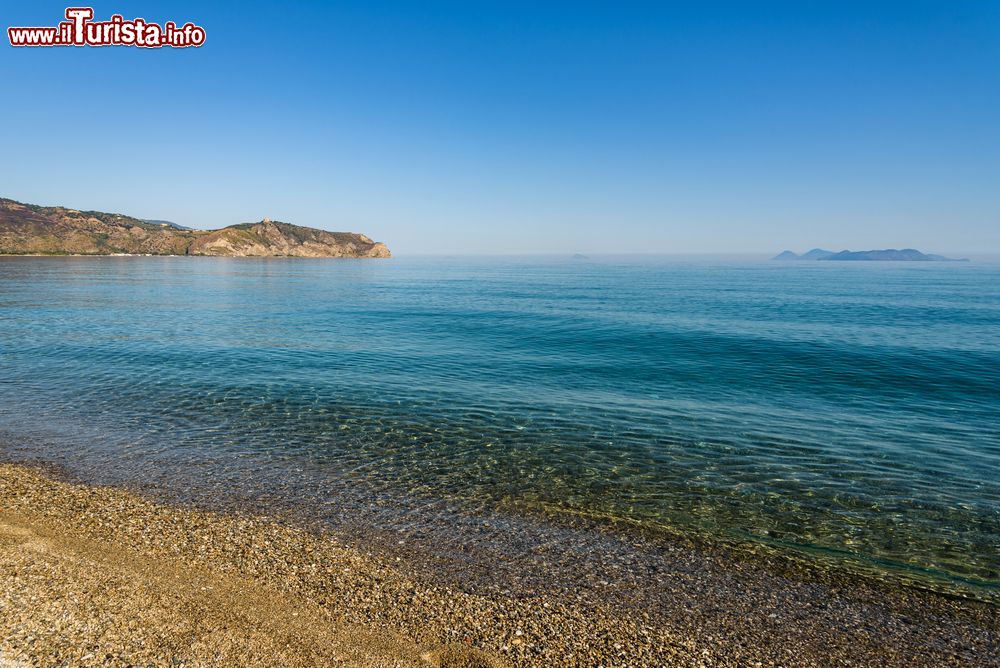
[0,256,998,597]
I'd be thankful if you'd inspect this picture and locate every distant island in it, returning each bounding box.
[773,248,968,262]
[142,219,192,231]
[0,198,390,258]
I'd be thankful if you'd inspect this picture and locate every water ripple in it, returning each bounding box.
[1,256,998,596]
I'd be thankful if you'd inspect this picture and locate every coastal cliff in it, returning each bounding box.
[0,198,390,258]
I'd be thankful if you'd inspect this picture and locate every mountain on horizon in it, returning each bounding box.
[772,248,967,262]
[773,248,835,260]
[143,219,193,231]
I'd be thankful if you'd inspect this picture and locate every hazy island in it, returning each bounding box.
[0,198,390,258]
[774,248,968,262]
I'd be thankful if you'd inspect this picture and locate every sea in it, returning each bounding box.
[0,255,997,600]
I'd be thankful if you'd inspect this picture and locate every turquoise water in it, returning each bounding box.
[0,256,998,596]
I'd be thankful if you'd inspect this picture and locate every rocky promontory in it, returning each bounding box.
[0,198,390,258]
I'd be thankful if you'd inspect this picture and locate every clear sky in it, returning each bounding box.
[1,1,998,254]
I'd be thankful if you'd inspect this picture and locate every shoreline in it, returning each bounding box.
[1,463,997,666]
[0,254,389,259]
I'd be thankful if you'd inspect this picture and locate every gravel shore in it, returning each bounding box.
[0,463,996,667]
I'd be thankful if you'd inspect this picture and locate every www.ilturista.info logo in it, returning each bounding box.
[8,7,205,48]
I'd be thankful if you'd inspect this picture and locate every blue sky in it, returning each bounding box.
[1,1,998,254]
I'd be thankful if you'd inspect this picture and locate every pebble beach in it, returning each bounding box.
[1,463,997,667]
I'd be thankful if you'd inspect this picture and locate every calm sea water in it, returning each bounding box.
[1,256,998,597]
